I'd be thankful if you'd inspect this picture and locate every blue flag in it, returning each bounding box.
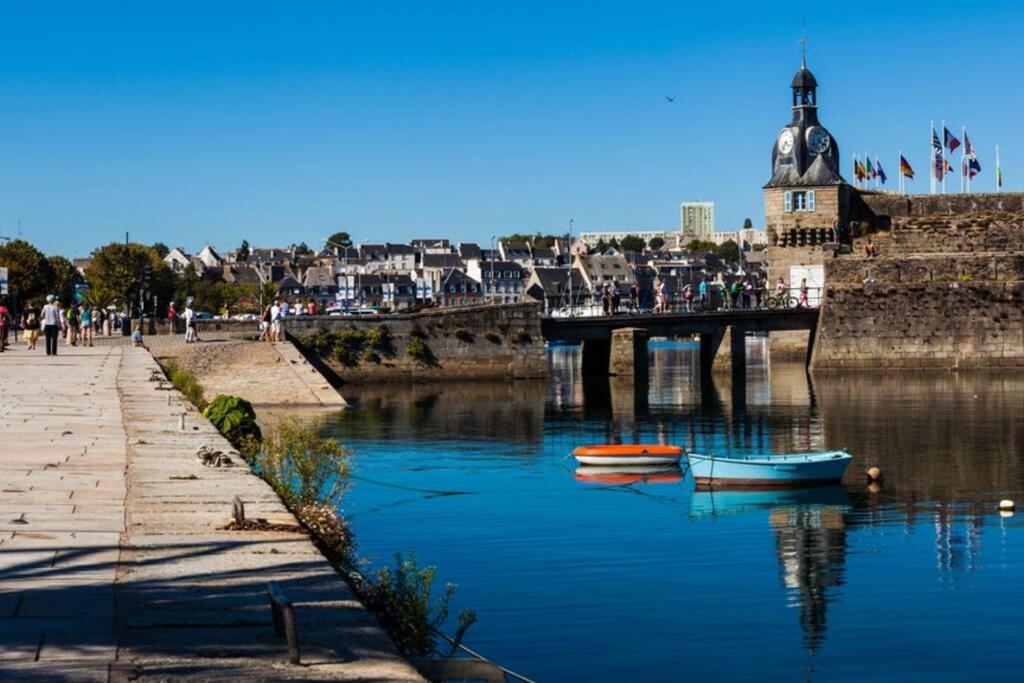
[875,159,887,184]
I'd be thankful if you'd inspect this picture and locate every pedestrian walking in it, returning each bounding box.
[22,301,40,350]
[259,304,271,341]
[799,277,809,308]
[167,302,177,334]
[183,303,196,343]
[611,285,621,315]
[754,278,764,309]
[0,298,10,352]
[628,284,638,313]
[683,282,693,312]
[742,280,752,310]
[699,278,709,310]
[66,304,80,346]
[80,304,94,347]
[270,299,283,342]
[42,295,61,356]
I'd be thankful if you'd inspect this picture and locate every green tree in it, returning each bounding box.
[685,239,718,254]
[326,231,352,250]
[649,236,666,250]
[742,218,753,229]
[85,242,174,315]
[291,242,313,256]
[619,235,646,252]
[593,238,609,254]
[237,239,251,261]
[716,239,741,263]
[48,255,83,304]
[151,242,170,259]
[0,239,54,302]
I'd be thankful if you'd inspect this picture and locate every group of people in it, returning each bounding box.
[0,295,102,356]
[646,274,812,313]
[597,284,641,316]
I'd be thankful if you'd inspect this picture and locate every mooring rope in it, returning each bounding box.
[431,629,538,683]
[350,473,473,496]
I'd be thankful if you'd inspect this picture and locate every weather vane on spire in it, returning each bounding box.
[799,32,807,67]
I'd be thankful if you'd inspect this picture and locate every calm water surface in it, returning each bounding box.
[318,340,1024,681]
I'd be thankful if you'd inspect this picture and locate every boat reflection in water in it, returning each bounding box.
[574,464,684,485]
[690,487,852,655]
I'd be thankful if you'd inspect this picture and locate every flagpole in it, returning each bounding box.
[961,125,966,194]
[898,150,902,194]
[930,121,935,195]
[996,144,1001,193]
[941,120,947,194]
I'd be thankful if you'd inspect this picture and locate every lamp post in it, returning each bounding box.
[490,235,496,304]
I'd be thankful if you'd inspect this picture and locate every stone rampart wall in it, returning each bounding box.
[285,303,549,383]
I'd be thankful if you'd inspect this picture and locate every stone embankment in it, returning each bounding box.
[154,339,347,409]
[288,303,548,383]
[812,206,1024,370]
[0,346,421,681]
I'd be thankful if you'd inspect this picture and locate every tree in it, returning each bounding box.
[649,236,666,251]
[716,239,741,263]
[0,239,54,302]
[237,239,251,261]
[151,242,170,259]
[291,242,313,256]
[592,238,609,254]
[327,231,352,249]
[619,235,647,253]
[742,218,753,229]
[685,239,718,254]
[85,242,175,315]
[48,255,83,304]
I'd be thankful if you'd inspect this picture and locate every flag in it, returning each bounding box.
[865,157,875,179]
[968,157,981,178]
[876,159,887,184]
[944,157,954,174]
[944,127,961,154]
[932,128,944,180]
[963,130,980,178]
[900,154,915,179]
[997,166,1003,188]
[963,130,975,157]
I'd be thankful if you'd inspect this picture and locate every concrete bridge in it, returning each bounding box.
[540,308,821,383]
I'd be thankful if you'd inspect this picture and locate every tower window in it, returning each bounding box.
[786,190,816,213]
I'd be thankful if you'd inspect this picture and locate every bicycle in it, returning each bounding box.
[766,291,799,309]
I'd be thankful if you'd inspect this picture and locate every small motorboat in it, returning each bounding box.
[686,450,852,488]
[571,444,684,466]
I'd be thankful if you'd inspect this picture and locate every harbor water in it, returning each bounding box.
[319,339,1024,681]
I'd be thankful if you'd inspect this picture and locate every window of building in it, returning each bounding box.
[785,190,816,213]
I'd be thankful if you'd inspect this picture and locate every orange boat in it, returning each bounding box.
[571,444,684,466]
[574,465,684,485]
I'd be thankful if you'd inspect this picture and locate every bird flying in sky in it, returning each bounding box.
[664,95,676,103]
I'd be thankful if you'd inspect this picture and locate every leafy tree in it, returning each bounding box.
[649,236,666,250]
[685,239,718,254]
[291,242,313,256]
[0,239,54,302]
[619,235,647,252]
[742,218,753,229]
[327,231,352,249]
[48,255,83,304]
[716,239,741,263]
[608,238,620,250]
[151,242,170,259]
[236,239,251,261]
[81,283,117,311]
[501,232,569,249]
[592,238,609,254]
[86,242,174,315]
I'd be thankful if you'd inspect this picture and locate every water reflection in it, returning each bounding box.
[314,340,1024,681]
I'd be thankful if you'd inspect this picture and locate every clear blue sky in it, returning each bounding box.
[1,1,1021,258]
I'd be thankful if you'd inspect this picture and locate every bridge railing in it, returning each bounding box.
[545,287,822,318]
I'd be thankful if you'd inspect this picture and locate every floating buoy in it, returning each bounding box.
[866,466,883,483]
[998,499,1015,511]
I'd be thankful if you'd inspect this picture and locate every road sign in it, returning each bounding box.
[0,266,8,295]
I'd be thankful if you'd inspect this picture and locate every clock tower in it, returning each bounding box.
[763,54,853,251]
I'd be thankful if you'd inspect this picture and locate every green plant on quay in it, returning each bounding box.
[161,360,207,410]
[334,329,367,367]
[360,551,477,658]
[250,417,351,510]
[203,395,261,446]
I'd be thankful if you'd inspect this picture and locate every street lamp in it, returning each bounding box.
[490,235,496,304]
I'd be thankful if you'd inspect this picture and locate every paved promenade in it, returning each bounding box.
[0,346,421,681]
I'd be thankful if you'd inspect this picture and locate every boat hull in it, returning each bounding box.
[687,450,851,488]
[572,445,683,467]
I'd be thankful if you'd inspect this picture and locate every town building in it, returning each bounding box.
[524,267,588,313]
[438,268,483,306]
[680,202,715,239]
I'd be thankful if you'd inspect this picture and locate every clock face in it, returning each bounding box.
[807,127,830,153]
[777,129,795,154]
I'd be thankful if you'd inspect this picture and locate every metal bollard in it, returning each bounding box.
[178,414,185,431]
[232,496,245,524]
[267,581,300,664]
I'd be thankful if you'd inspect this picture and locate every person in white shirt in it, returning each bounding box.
[270,300,282,342]
[183,305,196,343]
[41,295,61,356]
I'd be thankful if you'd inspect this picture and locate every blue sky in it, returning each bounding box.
[0,1,1021,258]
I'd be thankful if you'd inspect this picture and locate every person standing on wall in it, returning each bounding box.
[42,295,61,356]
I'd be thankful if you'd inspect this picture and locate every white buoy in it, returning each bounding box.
[999,499,1015,511]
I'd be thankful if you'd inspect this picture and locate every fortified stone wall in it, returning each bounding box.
[813,193,1024,370]
[285,303,548,383]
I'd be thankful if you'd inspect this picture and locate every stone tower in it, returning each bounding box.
[764,56,853,248]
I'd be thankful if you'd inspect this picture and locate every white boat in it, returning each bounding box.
[686,450,852,488]
[571,444,684,466]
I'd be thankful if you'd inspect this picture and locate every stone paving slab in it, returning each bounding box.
[0,346,422,681]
